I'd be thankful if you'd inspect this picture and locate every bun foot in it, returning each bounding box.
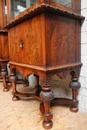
[43,121,53,129]
[70,106,78,112]
[3,88,9,92]
[12,96,19,101]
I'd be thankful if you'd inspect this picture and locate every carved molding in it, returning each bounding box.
[9,63,81,86]
[40,65,81,86]
[40,90,54,101]
[69,81,81,89]
[57,65,81,79]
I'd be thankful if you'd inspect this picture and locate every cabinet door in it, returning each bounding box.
[9,15,43,66]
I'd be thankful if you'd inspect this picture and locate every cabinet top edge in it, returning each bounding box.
[5,3,85,29]
[9,61,82,72]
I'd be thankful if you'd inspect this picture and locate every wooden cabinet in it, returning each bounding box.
[5,0,84,129]
[0,0,9,92]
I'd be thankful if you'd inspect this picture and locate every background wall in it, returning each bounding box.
[78,0,87,112]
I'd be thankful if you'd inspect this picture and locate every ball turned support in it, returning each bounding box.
[1,68,9,92]
[9,72,19,101]
[40,86,54,129]
[69,75,81,112]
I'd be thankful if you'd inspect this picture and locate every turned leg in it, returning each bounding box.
[40,86,54,129]
[10,71,19,101]
[0,66,2,81]
[23,77,29,87]
[69,75,81,112]
[1,68,9,92]
[34,74,41,97]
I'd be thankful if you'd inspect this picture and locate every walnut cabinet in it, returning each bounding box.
[5,0,84,129]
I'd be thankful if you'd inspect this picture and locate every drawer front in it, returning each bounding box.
[9,15,43,66]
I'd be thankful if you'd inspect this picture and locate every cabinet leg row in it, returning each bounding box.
[0,63,81,129]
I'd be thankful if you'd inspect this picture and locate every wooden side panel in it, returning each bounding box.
[0,36,2,57]
[0,0,5,29]
[75,19,81,62]
[45,13,79,67]
[0,34,8,59]
[8,14,44,66]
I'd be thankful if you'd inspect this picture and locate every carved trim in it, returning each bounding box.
[40,65,82,86]
[9,63,81,86]
[69,81,81,89]
[70,65,81,77]
[5,3,84,29]
[40,90,54,101]
[41,73,52,86]
[57,65,81,79]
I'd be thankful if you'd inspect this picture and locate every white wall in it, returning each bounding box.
[78,0,87,112]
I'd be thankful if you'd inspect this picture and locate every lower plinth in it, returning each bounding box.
[43,121,53,129]
[9,61,82,129]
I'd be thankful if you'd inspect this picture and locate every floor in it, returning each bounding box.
[0,82,87,130]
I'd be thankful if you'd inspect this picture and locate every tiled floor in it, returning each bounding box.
[0,82,87,130]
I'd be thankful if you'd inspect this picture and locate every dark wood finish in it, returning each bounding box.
[5,0,84,129]
[0,0,9,91]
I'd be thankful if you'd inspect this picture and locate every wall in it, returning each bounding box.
[78,0,87,112]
